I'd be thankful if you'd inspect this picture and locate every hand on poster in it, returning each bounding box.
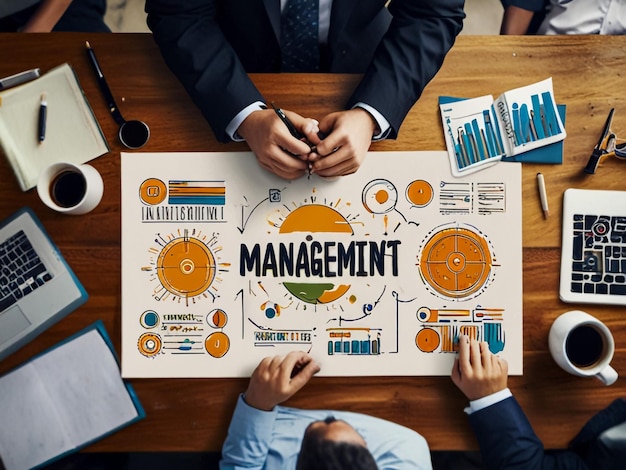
[451,334,508,401]
[244,351,321,411]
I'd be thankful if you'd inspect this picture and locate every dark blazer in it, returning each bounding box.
[469,396,626,470]
[145,0,465,142]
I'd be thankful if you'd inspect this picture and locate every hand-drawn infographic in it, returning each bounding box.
[121,152,522,378]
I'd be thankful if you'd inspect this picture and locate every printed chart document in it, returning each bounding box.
[121,151,523,378]
[0,63,109,191]
[0,322,144,470]
[440,77,565,176]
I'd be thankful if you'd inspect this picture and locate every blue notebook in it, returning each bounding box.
[0,321,145,470]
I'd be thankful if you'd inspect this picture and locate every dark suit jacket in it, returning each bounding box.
[469,396,626,470]
[145,0,464,142]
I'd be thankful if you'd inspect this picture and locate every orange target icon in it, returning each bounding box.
[156,235,217,297]
[138,333,162,357]
[419,226,493,299]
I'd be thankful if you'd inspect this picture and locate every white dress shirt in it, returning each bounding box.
[538,0,626,35]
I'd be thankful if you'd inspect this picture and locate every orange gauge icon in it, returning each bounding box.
[139,178,167,205]
[138,333,162,357]
[415,328,440,353]
[406,180,433,207]
[156,236,216,297]
[420,226,492,298]
[205,331,230,358]
[207,308,228,328]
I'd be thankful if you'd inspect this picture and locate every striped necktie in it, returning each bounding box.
[281,0,320,72]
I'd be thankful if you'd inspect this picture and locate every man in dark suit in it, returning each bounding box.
[144,0,465,179]
[453,334,626,469]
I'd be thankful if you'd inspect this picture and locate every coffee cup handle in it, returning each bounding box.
[596,365,618,386]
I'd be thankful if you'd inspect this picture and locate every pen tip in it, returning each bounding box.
[85,40,91,48]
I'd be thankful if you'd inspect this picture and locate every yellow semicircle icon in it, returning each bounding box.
[279,205,353,234]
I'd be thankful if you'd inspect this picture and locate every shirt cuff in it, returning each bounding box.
[226,101,267,141]
[464,388,512,415]
[353,102,391,140]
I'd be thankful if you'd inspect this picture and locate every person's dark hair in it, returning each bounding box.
[295,417,378,470]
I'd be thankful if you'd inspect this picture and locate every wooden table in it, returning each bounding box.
[0,33,625,452]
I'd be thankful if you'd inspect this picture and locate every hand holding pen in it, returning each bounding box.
[236,105,313,180]
[271,102,326,146]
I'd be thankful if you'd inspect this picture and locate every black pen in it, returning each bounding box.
[270,101,328,144]
[270,102,304,139]
[38,92,47,143]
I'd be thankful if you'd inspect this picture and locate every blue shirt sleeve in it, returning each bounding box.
[219,395,278,470]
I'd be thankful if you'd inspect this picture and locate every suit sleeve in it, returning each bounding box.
[145,0,264,142]
[468,396,588,470]
[346,0,464,138]
[500,0,545,11]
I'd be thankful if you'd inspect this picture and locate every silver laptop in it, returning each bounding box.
[560,188,626,305]
[0,208,87,361]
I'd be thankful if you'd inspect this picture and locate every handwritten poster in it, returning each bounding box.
[121,152,522,378]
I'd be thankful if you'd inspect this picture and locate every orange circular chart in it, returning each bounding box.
[419,226,493,299]
[205,331,230,358]
[138,333,162,357]
[156,236,217,297]
[415,328,440,353]
[406,180,434,207]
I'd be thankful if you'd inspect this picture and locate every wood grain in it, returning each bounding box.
[0,33,625,452]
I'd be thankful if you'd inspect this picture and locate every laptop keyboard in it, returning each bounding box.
[570,214,626,296]
[0,230,53,311]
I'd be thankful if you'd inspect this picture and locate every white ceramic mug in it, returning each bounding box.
[549,310,618,386]
[37,162,103,215]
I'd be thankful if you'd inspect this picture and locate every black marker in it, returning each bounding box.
[271,101,327,143]
[38,92,47,143]
[271,102,304,139]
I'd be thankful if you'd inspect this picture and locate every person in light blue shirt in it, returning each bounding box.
[219,351,432,469]
[221,337,626,469]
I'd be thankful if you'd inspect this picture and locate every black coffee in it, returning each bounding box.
[565,325,605,368]
[50,170,86,208]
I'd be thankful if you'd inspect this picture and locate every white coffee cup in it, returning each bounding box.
[549,310,618,386]
[37,162,104,215]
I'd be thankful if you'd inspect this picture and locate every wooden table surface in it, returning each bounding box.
[0,33,625,452]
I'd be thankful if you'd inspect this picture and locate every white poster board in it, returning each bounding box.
[121,152,522,378]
